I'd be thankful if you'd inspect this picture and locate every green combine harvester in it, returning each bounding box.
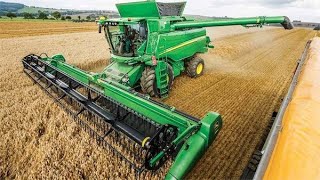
[22,0,293,179]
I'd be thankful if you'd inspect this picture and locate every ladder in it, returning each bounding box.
[155,61,169,98]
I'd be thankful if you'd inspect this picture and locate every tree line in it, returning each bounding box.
[4,11,98,21]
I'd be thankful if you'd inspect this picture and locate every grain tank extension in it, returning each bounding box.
[97,0,293,98]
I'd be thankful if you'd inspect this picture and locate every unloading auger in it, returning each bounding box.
[22,0,294,179]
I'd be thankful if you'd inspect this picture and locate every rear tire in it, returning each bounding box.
[186,56,205,78]
[140,64,174,97]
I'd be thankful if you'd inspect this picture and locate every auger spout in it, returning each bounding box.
[172,16,294,30]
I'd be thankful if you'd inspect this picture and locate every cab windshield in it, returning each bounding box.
[106,22,147,57]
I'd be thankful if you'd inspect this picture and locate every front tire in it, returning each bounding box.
[140,64,174,97]
[140,67,157,97]
[186,56,205,78]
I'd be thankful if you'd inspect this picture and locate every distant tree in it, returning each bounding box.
[52,11,61,20]
[61,16,65,20]
[78,16,81,21]
[23,12,34,19]
[21,13,26,19]
[6,12,17,19]
[0,16,2,18]
[86,16,91,21]
[65,16,72,20]
[38,11,48,20]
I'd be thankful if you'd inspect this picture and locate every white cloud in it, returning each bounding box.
[185,1,320,22]
[293,0,320,8]
[4,0,320,22]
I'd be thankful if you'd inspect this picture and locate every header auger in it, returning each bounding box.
[22,0,293,179]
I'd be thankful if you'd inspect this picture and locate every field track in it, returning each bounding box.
[0,26,316,179]
[0,21,96,38]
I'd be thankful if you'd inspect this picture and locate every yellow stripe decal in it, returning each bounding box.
[159,36,206,56]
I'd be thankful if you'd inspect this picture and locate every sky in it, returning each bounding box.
[5,0,320,22]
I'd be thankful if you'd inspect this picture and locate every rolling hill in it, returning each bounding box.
[0,1,25,15]
[0,1,118,18]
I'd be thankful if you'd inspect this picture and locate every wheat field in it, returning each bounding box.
[0,22,316,179]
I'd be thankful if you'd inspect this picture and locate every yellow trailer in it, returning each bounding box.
[254,37,320,180]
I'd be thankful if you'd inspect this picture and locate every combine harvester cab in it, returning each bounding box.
[22,0,294,179]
